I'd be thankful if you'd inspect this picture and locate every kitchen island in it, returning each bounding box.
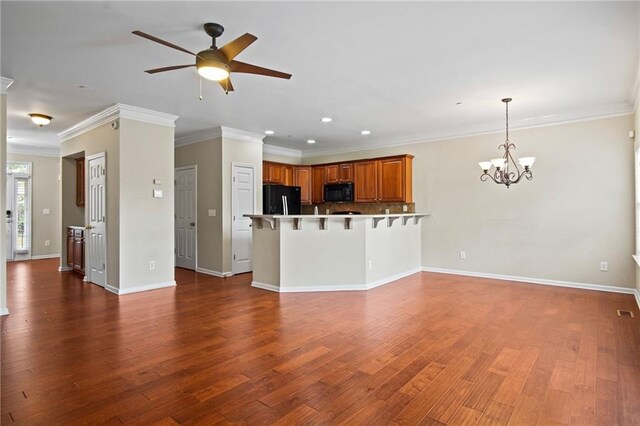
[246,213,426,292]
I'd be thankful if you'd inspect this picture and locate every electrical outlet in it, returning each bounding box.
[208,209,216,217]
[460,251,466,260]
[403,205,408,212]
[600,261,608,272]
[42,208,50,215]
[149,261,155,270]
[45,240,50,247]
[368,260,373,270]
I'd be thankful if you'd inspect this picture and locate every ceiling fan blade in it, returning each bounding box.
[229,61,292,79]
[219,33,258,61]
[132,30,198,57]
[219,77,234,92]
[144,64,195,74]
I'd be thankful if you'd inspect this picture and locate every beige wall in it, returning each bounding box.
[175,139,223,272]
[222,137,263,273]
[61,122,120,286]
[118,119,175,289]
[635,107,640,295]
[263,152,302,164]
[1,94,7,314]
[307,115,636,289]
[7,153,61,257]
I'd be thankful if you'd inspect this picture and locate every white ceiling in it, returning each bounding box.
[2,1,639,157]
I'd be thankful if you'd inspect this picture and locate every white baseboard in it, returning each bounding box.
[252,268,422,293]
[106,281,176,295]
[196,267,233,278]
[422,267,638,297]
[31,254,60,260]
[58,266,73,272]
[635,289,640,310]
[0,307,9,316]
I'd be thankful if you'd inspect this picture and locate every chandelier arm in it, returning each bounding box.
[480,173,499,184]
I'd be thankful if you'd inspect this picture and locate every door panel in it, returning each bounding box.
[232,165,254,274]
[175,167,196,270]
[87,155,106,287]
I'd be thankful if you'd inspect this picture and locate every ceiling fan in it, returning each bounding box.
[132,23,292,94]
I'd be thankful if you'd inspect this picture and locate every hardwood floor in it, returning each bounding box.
[1,259,639,425]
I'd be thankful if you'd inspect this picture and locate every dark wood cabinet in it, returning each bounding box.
[76,158,85,207]
[67,227,85,275]
[263,161,286,184]
[326,163,353,184]
[354,161,378,202]
[294,166,312,205]
[311,166,326,204]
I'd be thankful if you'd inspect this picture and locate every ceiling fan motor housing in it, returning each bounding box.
[196,49,230,72]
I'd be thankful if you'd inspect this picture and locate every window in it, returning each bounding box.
[13,177,29,252]
[6,161,31,174]
[6,161,32,258]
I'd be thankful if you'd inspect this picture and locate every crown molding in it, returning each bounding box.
[263,143,302,160]
[58,103,178,142]
[1,77,14,95]
[219,126,264,145]
[302,102,634,158]
[175,126,264,148]
[8,143,60,158]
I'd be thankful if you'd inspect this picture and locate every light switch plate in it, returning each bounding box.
[153,189,163,198]
[208,209,216,217]
[43,208,50,215]
[153,179,163,185]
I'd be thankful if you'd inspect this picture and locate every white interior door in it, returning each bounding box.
[87,154,106,287]
[232,165,255,274]
[175,166,196,270]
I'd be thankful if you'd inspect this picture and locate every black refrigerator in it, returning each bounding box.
[263,185,301,215]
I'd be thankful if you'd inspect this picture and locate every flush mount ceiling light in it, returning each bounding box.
[479,98,535,188]
[321,117,332,123]
[361,130,371,135]
[264,130,275,135]
[29,113,52,127]
[307,139,316,144]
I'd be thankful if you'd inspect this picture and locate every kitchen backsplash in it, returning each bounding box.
[301,202,415,215]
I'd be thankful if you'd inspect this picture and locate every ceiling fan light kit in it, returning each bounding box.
[479,98,535,189]
[133,22,291,94]
[29,113,52,127]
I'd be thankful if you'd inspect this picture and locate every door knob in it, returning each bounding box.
[85,225,93,230]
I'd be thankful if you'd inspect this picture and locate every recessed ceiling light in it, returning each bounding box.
[321,117,332,123]
[29,113,52,127]
[307,139,316,144]
[264,130,275,135]
[361,130,371,135]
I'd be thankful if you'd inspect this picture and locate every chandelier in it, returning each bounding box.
[479,98,535,188]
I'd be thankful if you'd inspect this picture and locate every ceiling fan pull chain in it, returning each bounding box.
[199,76,203,100]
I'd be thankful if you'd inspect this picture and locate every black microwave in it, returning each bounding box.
[324,182,354,202]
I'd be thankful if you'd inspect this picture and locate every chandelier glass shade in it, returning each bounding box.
[479,98,535,188]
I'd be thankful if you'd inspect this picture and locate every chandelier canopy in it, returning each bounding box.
[479,98,535,188]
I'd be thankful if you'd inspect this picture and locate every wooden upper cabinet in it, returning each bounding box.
[294,166,312,205]
[76,158,85,207]
[263,161,286,184]
[326,163,353,183]
[354,161,378,202]
[311,166,326,204]
[378,157,407,202]
[339,163,354,182]
[326,165,339,184]
[284,165,294,186]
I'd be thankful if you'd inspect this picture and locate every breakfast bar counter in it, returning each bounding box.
[245,213,427,292]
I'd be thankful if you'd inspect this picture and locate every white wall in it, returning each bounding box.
[307,115,636,289]
[118,118,175,290]
[7,153,60,258]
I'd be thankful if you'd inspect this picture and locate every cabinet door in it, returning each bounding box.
[326,165,339,183]
[339,163,353,182]
[354,161,378,202]
[311,166,326,204]
[294,166,312,205]
[73,236,84,274]
[378,157,405,202]
[67,230,74,267]
[76,158,85,207]
[284,165,294,186]
[264,162,285,184]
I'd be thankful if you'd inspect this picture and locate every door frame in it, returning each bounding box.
[175,165,198,270]
[231,163,257,275]
[85,152,107,287]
